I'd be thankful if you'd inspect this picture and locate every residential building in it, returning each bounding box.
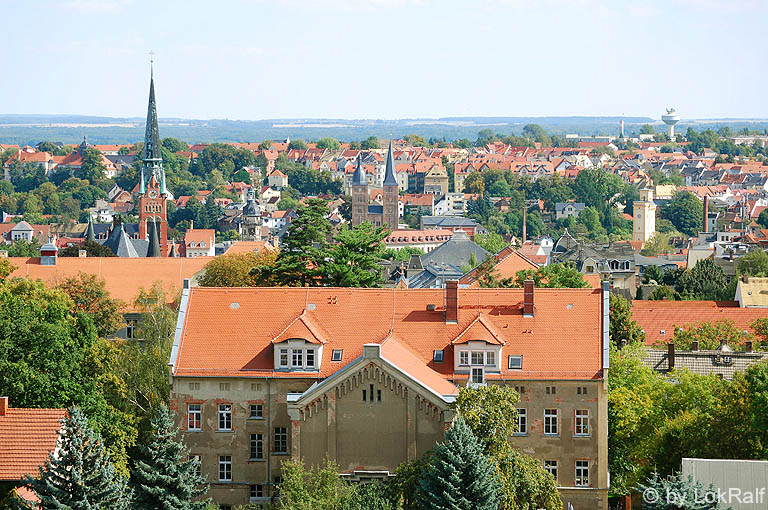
[183,228,216,257]
[459,245,539,287]
[169,283,610,509]
[643,341,766,381]
[735,276,768,308]
[382,229,453,253]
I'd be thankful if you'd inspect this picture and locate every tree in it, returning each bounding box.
[198,250,277,287]
[417,416,500,510]
[56,273,125,338]
[130,405,210,510]
[360,136,380,150]
[610,294,645,346]
[641,233,671,256]
[662,191,702,237]
[678,258,729,300]
[637,471,726,510]
[278,457,351,510]
[643,265,663,284]
[7,238,41,257]
[322,222,389,287]
[341,482,397,510]
[403,134,427,147]
[19,406,131,509]
[463,172,485,195]
[316,137,341,150]
[162,138,189,153]
[473,232,507,254]
[78,147,108,183]
[758,209,768,229]
[737,250,768,277]
[60,240,117,257]
[514,262,590,288]
[649,285,680,301]
[232,168,251,183]
[382,247,424,262]
[288,139,308,150]
[668,319,756,350]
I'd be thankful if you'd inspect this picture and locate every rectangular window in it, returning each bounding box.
[485,351,495,366]
[459,351,469,366]
[126,319,137,339]
[274,427,287,453]
[433,349,444,362]
[515,385,525,394]
[331,349,343,361]
[508,355,523,370]
[544,409,558,435]
[575,460,589,486]
[249,404,264,419]
[218,404,232,431]
[515,408,527,435]
[546,386,557,395]
[471,367,484,384]
[250,484,263,500]
[191,454,202,477]
[279,348,289,367]
[218,455,232,482]
[219,382,230,391]
[575,410,590,436]
[545,460,558,482]
[306,349,315,368]
[471,352,484,366]
[292,349,303,367]
[188,382,200,391]
[250,433,264,459]
[187,404,201,431]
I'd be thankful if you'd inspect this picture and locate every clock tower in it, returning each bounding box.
[137,63,168,256]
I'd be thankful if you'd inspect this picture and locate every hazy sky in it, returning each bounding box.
[2,0,767,120]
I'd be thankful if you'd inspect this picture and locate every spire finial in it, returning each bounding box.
[149,50,155,75]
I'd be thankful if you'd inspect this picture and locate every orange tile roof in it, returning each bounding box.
[631,300,767,345]
[0,403,65,480]
[223,241,275,255]
[7,257,211,310]
[460,246,538,286]
[173,286,604,381]
[184,228,215,247]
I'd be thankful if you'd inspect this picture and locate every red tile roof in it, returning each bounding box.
[173,287,605,381]
[459,246,538,286]
[0,401,65,480]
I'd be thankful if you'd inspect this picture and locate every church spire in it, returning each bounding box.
[141,59,164,194]
[352,153,366,186]
[383,140,397,187]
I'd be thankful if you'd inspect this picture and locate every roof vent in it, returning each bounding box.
[230,302,240,310]
[427,304,436,311]
[307,303,316,311]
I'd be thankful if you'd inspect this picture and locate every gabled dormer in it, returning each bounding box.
[272,310,327,371]
[451,314,505,384]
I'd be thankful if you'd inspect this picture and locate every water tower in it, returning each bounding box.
[662,108,680,140]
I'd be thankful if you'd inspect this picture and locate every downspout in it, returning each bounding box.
[266,377,272,499]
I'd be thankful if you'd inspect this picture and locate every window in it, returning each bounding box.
[546,386,557,395]
[471,367,484,384]
[508,355,522,370]
[187,404,201,431]
[515,408,527,435]
[291,349,303,367]
[575,460,589,486]
[251,383,262,391]
[250,433,264,459]
[279,348,289,367]
[249,404,263,419]
[485,351,495,366]
[306,349,315,368]
[575,410,590,436]
[577,386,587,395]
[188,382,200,391]
[515,385,525,394]
[273,476,282,496]
[331,349,343,361]
[544,460,558,482]
[433,349,444,362]
[544,409,558,435]
[126,319,137,339]
[191,454,202,477]
[274,427,287,453]
[471,352,484,366]
[250,484,264,500]
[218,455,232,482]
[459,351,469,366]
[218,404,232,431]
[220,382,230,391]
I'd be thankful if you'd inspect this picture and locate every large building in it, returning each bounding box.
[633,188,656,244]
[351,142,399,229]
[169,283,610,509]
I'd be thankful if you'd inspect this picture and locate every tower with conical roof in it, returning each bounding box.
[351,154,368,226]
[382,140,399,230]
[137,61,168,256]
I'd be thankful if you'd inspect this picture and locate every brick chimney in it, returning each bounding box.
[746,341,753,353]
[667,343,675,370]
[692,341,699,351]
[0,396,8,416]
[445,280,458,324]
[703,195,709,233]
[523,279,535,317]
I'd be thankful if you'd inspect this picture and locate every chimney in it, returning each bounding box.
[0,396,7,416]
[746,341,753,353]
[78,249,87,258]
[189,219,194,230]
[703,195,709,233]
[522,206,527,244]
[667,343,675,370]
[692,341,699,351]
[445,280,458,324]
[523,279,534,317]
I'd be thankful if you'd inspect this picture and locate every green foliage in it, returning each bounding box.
[56,272,125,338]
[389,453,434,510]
[649,285,681,301]
[737,250,768,276]
[417,416,500,510]
[316,137,341,150]
[514,262,590,288]
[19,406,131,509]
[360,136,380,150]
[77,147,108,183]
[274,154,342,196]
[288,139,308,150]
[663,191,702,236]
[473,232,507,254]
[637,471,726,509]
[641,233,671,256]
[322,222,389,287]
[278,457,351,510]
[130,405,210,510]
[403,134,428,147]
[198,251,277,287]
[341,482,398,510]
[7,238,41,257]
[382,246,424,262]
[668,319,756,350]
[643,265,664,284]
[758,209,768,229]
[678,258,729,300]
[610,294,645,346]
[60,240,117,257]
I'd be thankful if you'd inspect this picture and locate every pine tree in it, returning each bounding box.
[18,406,131,510]
[418,416,500,510]
[130,404,210,510]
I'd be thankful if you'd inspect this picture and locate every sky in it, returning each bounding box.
[2,0,767,120]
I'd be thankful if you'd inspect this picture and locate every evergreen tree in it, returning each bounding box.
[638,471,726,509]
[130,405,210,510]
[418,417,500,510]
[322,222,389,287]
[18,406,131,510]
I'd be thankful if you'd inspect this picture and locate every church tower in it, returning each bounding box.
[137,63,168,256]
[382,141,399,230]
[633,188,656,244]
[351,154,368,226]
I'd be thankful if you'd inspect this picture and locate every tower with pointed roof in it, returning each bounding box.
[382,141,399,230]
[351,154,368,226]
[137,62,168,256]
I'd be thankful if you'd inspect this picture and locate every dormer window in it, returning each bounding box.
[433,350,444,362]
[508,355,523,370]
[331,349,343,361]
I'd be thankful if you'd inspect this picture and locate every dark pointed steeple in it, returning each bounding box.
[146,219,161,257]
[141,61,165,195]
[383,140,398,187]
[352,153,366,186]
[85,216,95,242]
